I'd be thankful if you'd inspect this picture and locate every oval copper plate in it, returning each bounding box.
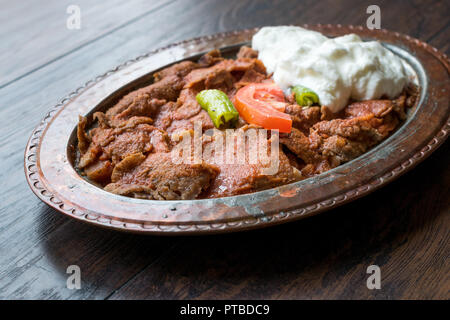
[25,25,449,235]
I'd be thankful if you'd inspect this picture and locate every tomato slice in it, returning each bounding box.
[234,83,292,133]
[252,84,286,112]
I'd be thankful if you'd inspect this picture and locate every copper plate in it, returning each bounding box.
[24,25,449,235]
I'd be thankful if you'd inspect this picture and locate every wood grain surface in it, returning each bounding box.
[0,0,448,299]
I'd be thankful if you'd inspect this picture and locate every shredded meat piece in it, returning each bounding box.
[173,88,203,120]
[198,49,224,66]
[93,124,155,163]
[313,115,385,143]
[77,119,169,183]
[84,160,114,182]
[284,147,305,171]
[153,61,199,82]
[184,58,267,94]
[107,98,165,126]
[77,116,90,154]
[107,75,183,121]
[280,128,329,176]
[183,60,234,92]
[236,46,259,59]
[165,88,214,135]
[280,95,414,175]
[345,99,394,118]
[320,135,368,165]
[201,127,302,197]
[150,129,171,153]
[285,105,322,134]
[78,143,101,169]
[110,152,146,182]
[234,68,269,90]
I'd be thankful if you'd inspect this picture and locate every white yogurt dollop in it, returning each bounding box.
[252,26,410,113]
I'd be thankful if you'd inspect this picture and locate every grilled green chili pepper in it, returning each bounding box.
[292,85,320,107]
[196,89,239,128]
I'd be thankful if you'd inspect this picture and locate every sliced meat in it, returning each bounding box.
[183,58,267,94]
[345,94,411,122]
[107,97,165,125]
[280,128,324,165]
[150,129,171,153]
[229,58,266,74]
[188,110,215,130]
[172,88,202,120]
[77,115,90,154]
[76,117,166,180]
[115,116,154,128]
[169,56,270,135]
[93,123,155,164]
[234,68,268,90]
[184,60,235,92]
[283,108,404,172]
[153,60,199,82]
[92,112,111,129]
[204,68,235,92]
[345,99,394,118]
[105,152,218,200]
[283,146,306,171]
[107,74,184,120]
[163,88,215,135]
[236,46,259,59]
[320,106,335,121]
[78,143,101,169]
[280,112,397,175]
[198,49,224,66]
[152,101,177,130]
[313,115,385,143]
[319,135,368,166]
[84,160,113,182]
[77,45,415,201]
[202,128,302,197]
[110,152,146,183]
[285,105,322,134]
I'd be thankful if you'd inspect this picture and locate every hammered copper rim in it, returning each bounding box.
[25,25,450,235]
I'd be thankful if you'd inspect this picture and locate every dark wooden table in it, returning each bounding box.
[0,0,448,300]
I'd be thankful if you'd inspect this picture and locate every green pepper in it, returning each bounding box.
[196,89,239,128]
[292,85,320,107]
